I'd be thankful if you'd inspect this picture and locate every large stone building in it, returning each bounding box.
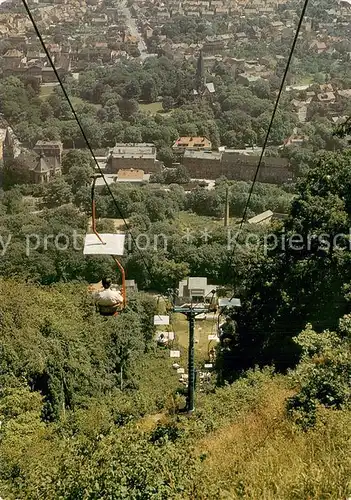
[3,133,63,184]
[106,143,162,174]
[33,141,63,176]
[0,128,7,161]
[182,150,292,184]
[31,154,52,184]
[3,127,22,167]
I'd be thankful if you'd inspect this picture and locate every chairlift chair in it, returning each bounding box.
[84,174,126,316]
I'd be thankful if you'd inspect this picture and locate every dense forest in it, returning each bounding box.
[0,54,349,168]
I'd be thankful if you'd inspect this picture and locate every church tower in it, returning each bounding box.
[193,50,215,100]
[195,50,205,95]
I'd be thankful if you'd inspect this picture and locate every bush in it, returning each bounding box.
[287,323,351,428]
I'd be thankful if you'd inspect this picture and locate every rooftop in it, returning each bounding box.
[34,140,63,148]
[111,143,156,157]
[247,210,274,224]
[117,168,145,181]
[183,150,222,160]
[173,137,212,149]
[4,49,23,57]
[0,128,7,141]
[33,155,50,173]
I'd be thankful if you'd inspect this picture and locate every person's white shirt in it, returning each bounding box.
[94,288,123,306]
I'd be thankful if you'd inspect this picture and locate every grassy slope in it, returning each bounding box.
[153,295,351,499]
[194,379,351,499]
[0,282,350,498]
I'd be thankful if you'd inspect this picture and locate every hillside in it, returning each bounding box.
[0,279,350,498]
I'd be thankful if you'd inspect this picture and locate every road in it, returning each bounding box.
[120,0,149,61]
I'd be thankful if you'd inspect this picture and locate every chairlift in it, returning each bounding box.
[84,174,126,316]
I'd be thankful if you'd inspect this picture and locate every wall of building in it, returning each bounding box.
[182,153,292,184]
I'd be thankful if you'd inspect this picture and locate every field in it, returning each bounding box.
[39,86,102,111]
[39,84,57,99]
[139,101,163,114]
[176,211,241,231]
[155,296,218,376]
[172,312,218,364]
[71,96,102,109]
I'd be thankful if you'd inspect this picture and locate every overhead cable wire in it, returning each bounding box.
[239,0,310,229]
[225,0,310,298]
[21,0,167,292]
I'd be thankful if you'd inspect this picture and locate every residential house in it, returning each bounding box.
[193,82,216,96]
[310,40,327,53]
[91,14,108,26]
[237,73,261,85]
[316,91,336,104]
[31,154,52,184]
[0,128,7,161]
[172,137,212,155]
[283,133,309,147]
[247,210,273,225]
[3,127,22,168]
[337,89,351,99]
[41,65,66,83]
[3,49,24,70]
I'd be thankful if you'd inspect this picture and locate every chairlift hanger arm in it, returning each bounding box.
[91,174,105,245]
[113,256,126,307]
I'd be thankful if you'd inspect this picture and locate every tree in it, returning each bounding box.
[124,126,142,143]
[60,121,80,148]
[141,79,158,103]
[151,259,190,292]
[162,96,174,112]
[40,101,54,121]
[62,150,94,175]
[250,79,271,99]
[124,80,141,100]
[118,99,139,120]
[157,147,175,168]
[287,321,351,428]
[3,153,35,187]
[230,149,351,374]
[44,177,73,208]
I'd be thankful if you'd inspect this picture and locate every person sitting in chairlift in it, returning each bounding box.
[157,333,168,347]
[209,346,216,362]
[219,316,237,346]
[93,277,123,316]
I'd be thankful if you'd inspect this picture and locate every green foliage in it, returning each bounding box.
[43,177,73,208]
[287,322,351,429]
[230,150,351,373]
[0,280,158,422]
